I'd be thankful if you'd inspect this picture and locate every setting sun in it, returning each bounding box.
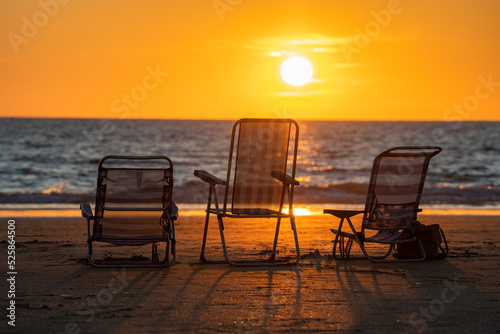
[280,56,314,87]
[1,2,500,120]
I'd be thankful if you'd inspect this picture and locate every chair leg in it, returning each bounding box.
[331,218,426,262]
[342,217,386,261]
[339,234,354,260]
[166,240,171,265]
[152,243,159,264]
[332,233,340,260]
[199,186,213,263]
[290,216,300,265]
[217,215,234,265]
[87,223,176,268]
[416,238,427,261]
[199,212,211,263]
[359,239,425,263]
[86,218,97,266]
[269,217,282,261]
[332,217,375,261]
[383,244,394,258]
[169,222,176,266]
[220,215,299,267]
[87,239,95,265]
[332,218,345,260]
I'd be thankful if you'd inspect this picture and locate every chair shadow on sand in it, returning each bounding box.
[10,211,499,333]
[100,258,492,333]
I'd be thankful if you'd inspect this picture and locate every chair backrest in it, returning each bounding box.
[362,146,441,231]
[223,119,299,215]
[95,156,173,219]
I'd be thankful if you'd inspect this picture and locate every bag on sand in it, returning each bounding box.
[394,221,449,260]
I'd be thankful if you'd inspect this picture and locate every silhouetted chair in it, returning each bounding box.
[194,118,300,266]
[324,146,442,262]
[81,155,177,267]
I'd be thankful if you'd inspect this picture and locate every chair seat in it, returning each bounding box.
[365,230,415,244]
[208,208,287,218]
[94,214,166,240]
[331,228,415,244]
[94,237,167,245]
[230,208,280,215]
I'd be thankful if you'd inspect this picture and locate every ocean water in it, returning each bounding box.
[1,118,499,210]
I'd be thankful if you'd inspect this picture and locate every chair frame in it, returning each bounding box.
[194,118,301,266]
[81,155,177,267]
[325,146,442,262]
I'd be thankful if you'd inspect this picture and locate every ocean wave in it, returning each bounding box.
[1,183,499,207]
[0,192,95,204]
[2,119,500,209]
[293,184,500,206]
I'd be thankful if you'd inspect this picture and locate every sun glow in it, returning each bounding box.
[280,56,313,86]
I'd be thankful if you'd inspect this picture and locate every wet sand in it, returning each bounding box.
[1,214,499,333]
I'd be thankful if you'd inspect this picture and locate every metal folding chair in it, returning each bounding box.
[81,155,178,267]
[194,119,300,266]
[324,146,442,262]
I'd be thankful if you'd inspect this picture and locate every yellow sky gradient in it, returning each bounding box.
[1,1,500,120]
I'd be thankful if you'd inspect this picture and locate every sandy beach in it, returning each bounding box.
[1,213,499,333]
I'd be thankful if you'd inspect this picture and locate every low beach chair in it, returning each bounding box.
[194,118,300,266]
[81,155,178,267]
[324,146,442,262]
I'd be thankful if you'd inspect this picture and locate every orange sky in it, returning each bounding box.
[1,1,500,120]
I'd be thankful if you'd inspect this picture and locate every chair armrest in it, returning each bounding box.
[271,171,300,186]
[324,209,365,219]
[80,203,94,219]
[194,170,226,185]
[170,202,179,219]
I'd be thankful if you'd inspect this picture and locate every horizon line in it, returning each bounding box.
[2,116,500,122]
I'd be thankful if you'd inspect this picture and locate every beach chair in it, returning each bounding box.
[81,155,178,267]
[324,146,442,262]
[194,118,300,266]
